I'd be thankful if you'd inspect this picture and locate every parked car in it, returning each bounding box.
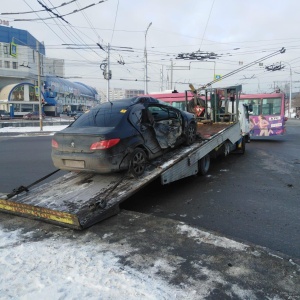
[52,96,197,176]
[0,110,10,120]
[67,111,81,117]
[23,111,46,120]
[74,112,84,120]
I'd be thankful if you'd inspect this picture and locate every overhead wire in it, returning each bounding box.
[45,0,102,59]
[74,0,105,46]
[0,0,77,15]
[14,1,109,22]
[198,0,215,52]
[70,0,141,82]
[110,0,119,44]
[5,2,296,93]
[21,0,96,65]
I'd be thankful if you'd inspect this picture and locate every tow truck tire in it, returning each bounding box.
[242,137,246,153]
[198,154,210,175]
[184,123,197,146]
[245,134,251,143]
[238,136,246,154]
[129,148,147,177]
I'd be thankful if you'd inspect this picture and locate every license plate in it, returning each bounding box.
[64,160,85,168]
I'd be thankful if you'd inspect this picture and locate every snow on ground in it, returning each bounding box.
[0,124,192,298]
[1,123,298,299]
[177,224,248,251]
[0,227,190,300]
[1,125,171,299]
[0,125,67,133]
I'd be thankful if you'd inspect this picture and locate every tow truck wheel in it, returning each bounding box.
[240,136,246,154]
[129,148,147,177]
[184,123,197,146]
[198,154,210,175]
[246,134,251,143]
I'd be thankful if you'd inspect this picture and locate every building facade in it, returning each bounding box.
[108,88,144,101]
[0,25,99,117]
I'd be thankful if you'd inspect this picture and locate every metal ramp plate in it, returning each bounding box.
[0,170,162,229]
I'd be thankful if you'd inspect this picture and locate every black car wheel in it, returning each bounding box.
[129,148,147,177]
[184,123,197,145]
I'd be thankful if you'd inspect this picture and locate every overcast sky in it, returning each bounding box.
[1,0,300,95]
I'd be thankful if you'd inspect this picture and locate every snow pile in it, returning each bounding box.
[0,227,188,299]
[0,125,67,133]
[177,223,248,251]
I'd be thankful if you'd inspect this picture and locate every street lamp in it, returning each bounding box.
[266,61,293,117]
[144,22,152,94]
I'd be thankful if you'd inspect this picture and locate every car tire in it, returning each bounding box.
[129,148,147,177]
[184,123,197,146]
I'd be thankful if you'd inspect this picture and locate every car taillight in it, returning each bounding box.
[52,139,58,148]
[90,138,120,150]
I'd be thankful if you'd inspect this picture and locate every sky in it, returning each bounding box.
[1,0,300,96]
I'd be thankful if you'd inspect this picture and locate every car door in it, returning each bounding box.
[148,104,182,149]
[128,104,161,154]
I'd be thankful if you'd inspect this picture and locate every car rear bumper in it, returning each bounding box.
[51,151,128,173]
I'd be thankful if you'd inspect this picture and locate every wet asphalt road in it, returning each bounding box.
[122,119,300,259]
[0,119,299,260]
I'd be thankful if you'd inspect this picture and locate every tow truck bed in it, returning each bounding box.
[0,121,242,229]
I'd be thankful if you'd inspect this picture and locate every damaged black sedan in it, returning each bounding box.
[51,96,197,176]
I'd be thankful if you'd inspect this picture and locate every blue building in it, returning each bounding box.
[0,25,99,116]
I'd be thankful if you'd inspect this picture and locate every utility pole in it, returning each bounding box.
[107,43,111,102]
[283,62,293,118]
[160,65,164,91]
[36,40,43,131]
[98,42,111,102]
[144,22,152,94]
[170,59,173,90]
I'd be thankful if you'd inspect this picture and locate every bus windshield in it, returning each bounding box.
[240,97,282,116]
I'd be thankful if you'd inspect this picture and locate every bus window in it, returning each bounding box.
[262,98,281,115]
[171,101,186,111]
[240,99,260,116]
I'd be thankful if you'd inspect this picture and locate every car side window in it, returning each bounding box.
[148,105,179,121]
[148,106,165,121]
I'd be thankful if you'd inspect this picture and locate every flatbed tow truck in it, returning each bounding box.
[0,85,249,229]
